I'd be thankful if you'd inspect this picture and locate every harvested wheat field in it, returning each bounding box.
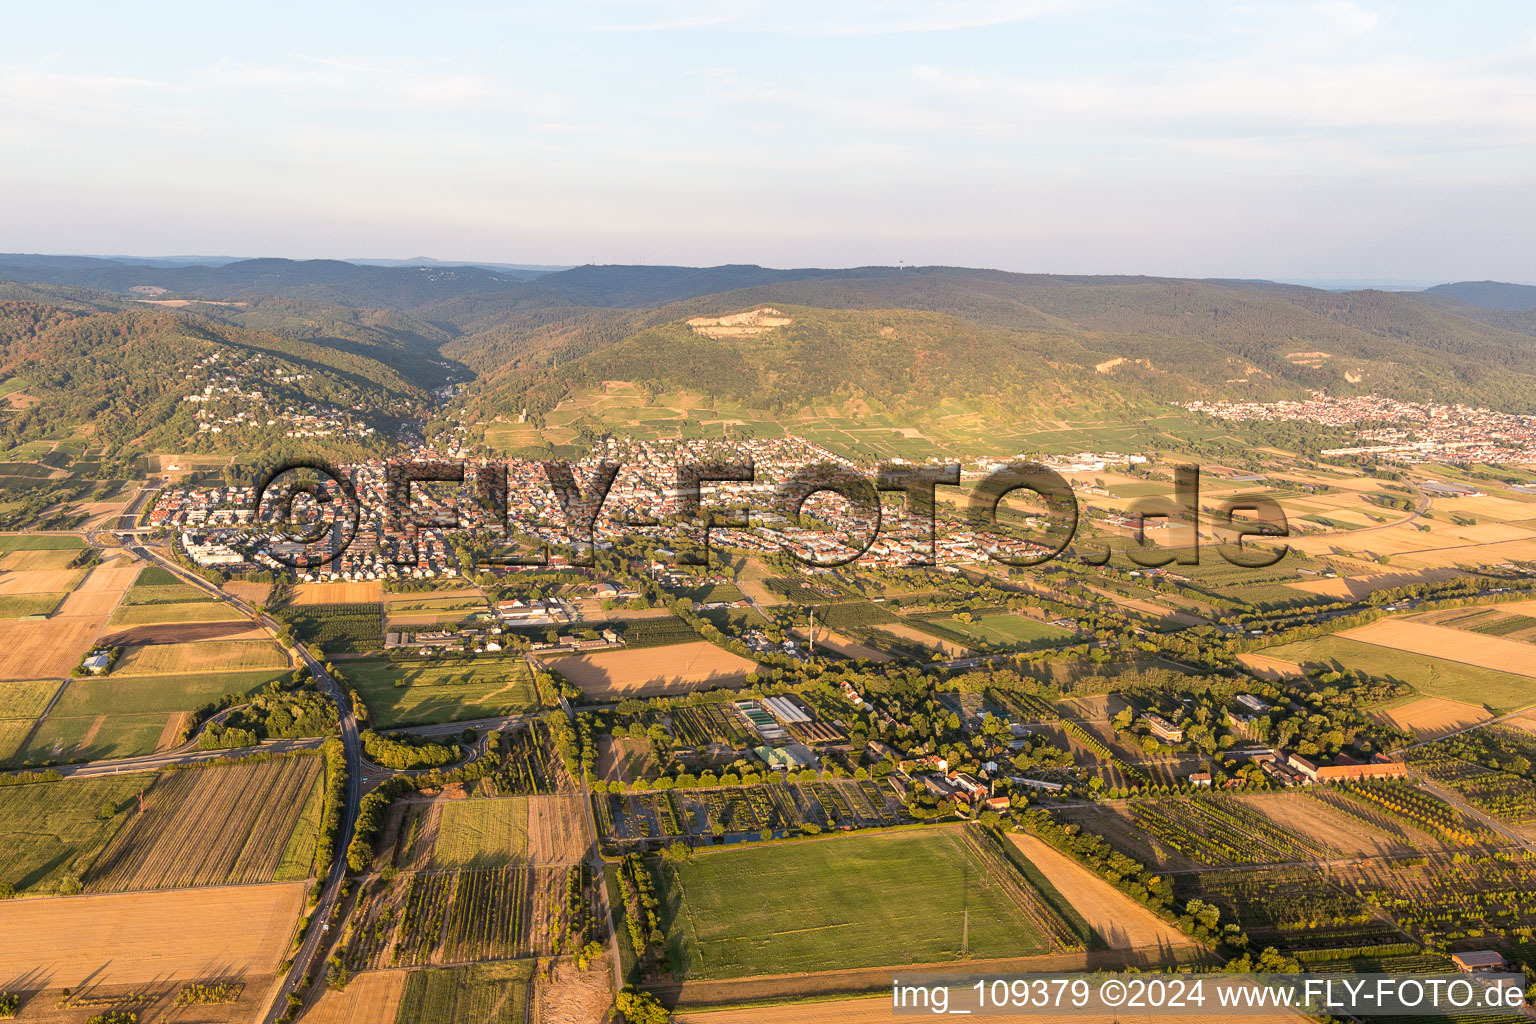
[304,968,407,1024]
[0,882,303,988]
[287,580,382,605]
[1377,696,1493,740]
[550,641,757,697]
[112,638,289,675]
[0,568,86,595]
[54,559,142,617]
[1007,834,1190,950]
[1237,651,1303,680]
[0,617,102,678]
[1339,618,1536,677]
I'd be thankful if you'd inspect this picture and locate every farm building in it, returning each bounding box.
[1452,951,1507,972]
[1287,752,1407,782]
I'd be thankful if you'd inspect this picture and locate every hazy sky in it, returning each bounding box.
[3,1,1535,280]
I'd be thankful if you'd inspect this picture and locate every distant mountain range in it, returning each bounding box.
[6,257,1536,464]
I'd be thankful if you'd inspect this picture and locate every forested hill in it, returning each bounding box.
[7,260,1536,457]
[0,290,450,464]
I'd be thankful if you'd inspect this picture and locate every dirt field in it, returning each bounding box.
[1239,791,1414,858]
[0,882,304,988]
[113,638,289,675]
[1236,652,1304,680]
[1007,834,1189,950]
[549,641,757,697]
[537,958,613,1024]
[287,581,382,605]
[304,968,407,1024]
[223,580,273,605]
[102,621,270,646]
[1338,618,1536,678]
[1377,696,1493,740]
[527,794,588,865]
[789,628,889,662]
[880,621,973,656]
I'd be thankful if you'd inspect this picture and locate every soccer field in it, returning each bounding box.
[653,828,1055,979]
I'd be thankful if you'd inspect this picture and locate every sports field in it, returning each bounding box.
[345,656,539,727]
[653,828,1055,979]
[1260,634,1536,711]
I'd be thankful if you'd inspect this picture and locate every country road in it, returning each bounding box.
[115,536,365,1024]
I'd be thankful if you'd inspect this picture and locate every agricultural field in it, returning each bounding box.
[344,656,539,727]
[906,611,1074,652]
[0,534,85,551]
[1126,797,1330,866]
[0,882,304,987]
[287,580,383,605]
[394,960,534,1024]
[650,827,1069,980]
[0,678,62,720]
[107,598,244,625]
[305,970,407,1024]
[111,638,289,676]
[84,755,325,891]
[1258,634,1536,711]
[0,774,144,894]
[1006,833,1191,951]
[1340,617,1536,681]
[1376,696,1493,740]
[20,669,287,762]
[431,796,530,868]
[0,592,66,617]
[275,600,383,653]
[549,641,757,698]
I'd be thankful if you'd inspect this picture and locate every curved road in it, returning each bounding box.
[116,536,363,1024]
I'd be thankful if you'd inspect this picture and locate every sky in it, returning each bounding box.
[2,0,1535,281]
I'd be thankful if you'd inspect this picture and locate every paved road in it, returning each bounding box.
[119,541,364,1024]
[53,737,324,778]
